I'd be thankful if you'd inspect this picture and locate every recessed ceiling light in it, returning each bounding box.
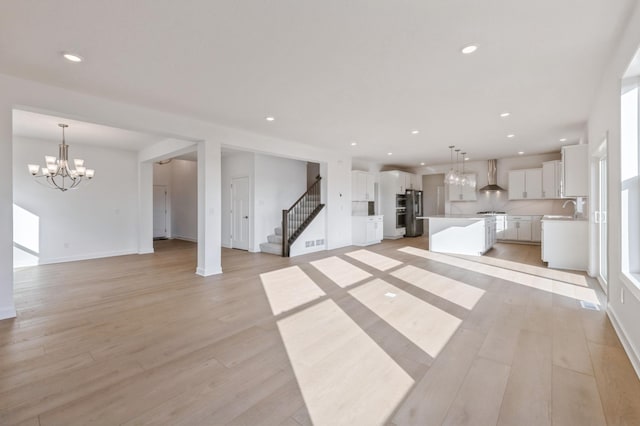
[420,162,425,166]
[461,44,478,54]
[518,151,524,155]
[411,130,420,135]
[387,152,393,156]
[560,138,567,142]
[265,116,275,121]
[350,141,357,146]
[465,157,470,161]
[507,134,515,138]
[500,112,510,118]
[62,52,83,63]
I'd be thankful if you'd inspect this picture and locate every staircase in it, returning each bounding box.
[259,226,284,255]
[260,177,324,257]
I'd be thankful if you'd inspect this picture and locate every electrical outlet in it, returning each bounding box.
[621,287,625,304]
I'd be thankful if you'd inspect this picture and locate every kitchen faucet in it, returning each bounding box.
[562,199,578,218]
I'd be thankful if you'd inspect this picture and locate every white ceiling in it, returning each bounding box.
[1,1,636,166]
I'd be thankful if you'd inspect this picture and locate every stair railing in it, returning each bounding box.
[282,176,322,257]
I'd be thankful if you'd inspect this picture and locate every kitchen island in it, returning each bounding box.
[420,215,496,256]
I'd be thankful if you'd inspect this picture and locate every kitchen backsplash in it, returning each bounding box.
[446,191,587,216]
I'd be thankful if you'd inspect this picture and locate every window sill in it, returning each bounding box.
[621,271,640,301]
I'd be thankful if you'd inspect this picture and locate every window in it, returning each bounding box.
[621,79,640,286]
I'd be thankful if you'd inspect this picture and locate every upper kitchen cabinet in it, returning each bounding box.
[448,174,477,201]
[508,168,542,200]
[542,160,563,199]
[380,170,418,194]
[351,170,375,201]
[562,144,588,197]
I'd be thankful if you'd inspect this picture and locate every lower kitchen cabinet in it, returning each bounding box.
[352,215,383,246]
[503,216,532,241]
[541,218,587,270]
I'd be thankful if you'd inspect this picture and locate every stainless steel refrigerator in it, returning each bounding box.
[405,189,423,237]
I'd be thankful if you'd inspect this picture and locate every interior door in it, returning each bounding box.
[231,176,250,250]
[153,185,168,239]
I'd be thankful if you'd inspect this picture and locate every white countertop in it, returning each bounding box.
[418,215,490,220]
[541,215,588,221]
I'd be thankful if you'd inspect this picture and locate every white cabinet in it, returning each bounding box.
[381,170,419,194]
[351,171,375,201]
[503,216,532,241]
[508,169,542,200]
[411,173,423,191]
[531,215,542,242]
[352,215,384,246]
[562,144,588,197]
[541,218,588,270]
[448,174,477,201]
[542,160,563,199]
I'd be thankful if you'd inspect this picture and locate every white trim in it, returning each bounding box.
[607,304,640,379]
[596,275,608,294]
[173,236,198,243]
[39,249,139,265]
[196,266,222,276]
[0,305,16,320]
[138,248,155,255]
[620,272,640,301]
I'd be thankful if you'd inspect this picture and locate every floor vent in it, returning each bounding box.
[580,300,600,311]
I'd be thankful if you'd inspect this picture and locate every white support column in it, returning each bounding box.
[138,161,154,254]
[196,139,222,276]
[0,107,16,320]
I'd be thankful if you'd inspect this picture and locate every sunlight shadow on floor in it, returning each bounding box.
[399,247,599,305]
[345,249,402,271]
[277,299,414,425]
[310,256,372,288]
[349,279,462,358]
[260,266,326,315]
[456,252,588,287]
[391,265,486,310]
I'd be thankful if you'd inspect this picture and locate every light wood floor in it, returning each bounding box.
[2,238,640,425]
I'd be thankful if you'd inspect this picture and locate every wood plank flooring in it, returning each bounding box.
[1,238,640,425]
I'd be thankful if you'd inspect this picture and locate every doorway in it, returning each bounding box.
[153,185,168,239]
[231,176,250,250]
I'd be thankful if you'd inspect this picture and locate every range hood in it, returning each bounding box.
[478,159,506,192]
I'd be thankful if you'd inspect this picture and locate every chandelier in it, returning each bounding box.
[27,124,95,191]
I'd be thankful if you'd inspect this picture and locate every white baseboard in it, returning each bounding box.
[172,235,198,243]
[607,305,640,379]
[0,305,17,321]
[196,266,222,276]
[40,249,139,265]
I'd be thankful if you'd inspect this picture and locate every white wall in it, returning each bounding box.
[290,209,327,256]
[13,136,139,265]
[415,153,566,215]
[170,160,198,241]
[588,1,640,376]
[221,152,254,249]
[254,154,308,251]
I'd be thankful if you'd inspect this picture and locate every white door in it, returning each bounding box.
[153,185,168,239]
[231,176,250,250]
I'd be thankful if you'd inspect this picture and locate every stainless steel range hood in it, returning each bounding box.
[478,159,506,192]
